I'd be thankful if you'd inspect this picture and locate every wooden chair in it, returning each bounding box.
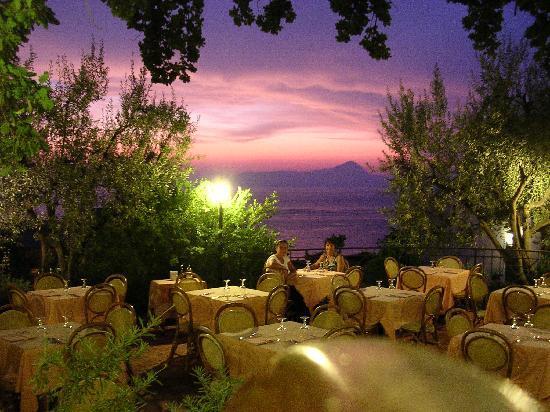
[215,302,258,334]
[467,273,489,325]
[532,304,550,330]
[345,266,363,288]
[175,276,205,292]
[384,257,400,282]
[166,288,194,367]
[399,286,444,344]
[195,325,227,375]
[398,267,426,292]
[84,283,117,323]
[264,285,289,324]
[330,274,351,298]
[105,274,128,302]
[256,273,284,293]
[502,285,537,324]
[445,308,473,338]
[7,285,29,308]
[323,325,362,340]
[333,286,377,334]
[0,304,36,330]
[310,304,346,330]
[67,322,116,360]
[34,273,65,290]
[105,302,137,338]
[461,328,513,378]
[436,256,463,269]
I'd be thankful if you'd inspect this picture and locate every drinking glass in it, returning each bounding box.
[540,277,547,288]
[376,280,382,290]
[533,279,539,288]
[224,279,230,299]
[276,316,287,331]
[388,278,396,289]
[62,315,72,329]
[80,278,87,288]
[300,316,309,329]
[510,316,519,329]
[524,314,534,328]
[36,317,46,334]
[240,278,247,297]
[305,260,311,271]
[429,261,435,268]
[63,279,69,295]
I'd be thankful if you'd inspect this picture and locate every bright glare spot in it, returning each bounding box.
[207,179,232,205]
[302,346,331,368]
[504,232,513,246]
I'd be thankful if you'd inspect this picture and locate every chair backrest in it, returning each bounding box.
[0,304,36,330]
[68,322,115,359]
[310,304,346,330]
[398,267,426,292]
[34,273,65,290]
[461,329,513,377]
[323,325,362,340]
[256,273,284,293]
[384,257,400,280]
[105,302,137,337]
[502,285,538,321]
[265,285,289,324]
[469,263,483,275]
[345,266,363,288]
[170,287,193,318]
[182,270,205,282]
[331,274,351,297]
[423,286,444,318]
[445,308,473,338]
[105,274,128,302]
[215,303,258,334]
[195,325,226,374]
[333,287,365,328]
[175,277,205,292]
[436,256,463,269]
[7,285,28,308]
[84,283,117,323]
[468,273,489,303]
[532,304,550,330]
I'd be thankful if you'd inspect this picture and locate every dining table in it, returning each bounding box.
[416,266,470,310]
[292,269,344,312]
[447,323,550,403]
[484,286,550,324]
[147,278,207,319]
[0,322,78,412]
[359,286,425,339]
[216,321,328,380]
[26,286,88,325]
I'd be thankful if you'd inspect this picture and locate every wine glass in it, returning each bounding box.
[540,277,547,288]
[224,279,230,299]
[240,278,247,297]
[376,280,382,290]
[429,260,435,268]
[36,317,46,335]
[63,279,69,295]
[276,316,287,331]
[524,314,534,328]
[80,278,87,288]
[510,316,519,329]
[533,278,539,288]
[305,260,311,271]
[62,315,72,329]
[388,278,396,289]
[300,316,309,329]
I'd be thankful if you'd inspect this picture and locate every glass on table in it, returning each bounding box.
[305,260,311,271]
[533,278,539,288]
[300,316,309,329]
[63,279,70,295]
[240,278,247,297]
[276,316,287,332]
[388,278,396,289]
[36,317,46,334]
[223,279,231,299]
[62,315,72,329]
[376,280,382,290]
[80,278,87,288]
[510,316,519,329]
[524,313,534,328]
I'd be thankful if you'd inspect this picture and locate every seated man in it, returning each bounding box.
[265,239,297,282]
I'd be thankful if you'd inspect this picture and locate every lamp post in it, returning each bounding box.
[207,179,232,283]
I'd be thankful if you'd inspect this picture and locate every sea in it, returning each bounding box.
[250,186,393,251]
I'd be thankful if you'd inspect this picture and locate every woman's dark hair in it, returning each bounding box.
[324,238,336,247]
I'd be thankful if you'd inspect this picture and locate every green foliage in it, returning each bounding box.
[168,366,242,412]
[0,271,31,305]
[31,317,161,411]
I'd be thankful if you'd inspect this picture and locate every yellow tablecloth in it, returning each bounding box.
[27,287,88,325]
[148,278,208,318]
[216,321,327,380]
[0,323,78,412]
[292,269,344,312]
[360,286,424,339]
[187,286,269,330]
[447,323,550,403]
[485,287,550,324]
[418,266,469,310]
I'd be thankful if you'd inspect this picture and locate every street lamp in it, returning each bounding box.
[207,179,232,229]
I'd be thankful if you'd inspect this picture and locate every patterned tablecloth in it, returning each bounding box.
[0,322,78,412]
[447,323,550,403]
[26,287,88,325]
[216,321,327,380]
[360,286,425,339]
[484,286,550,324]
[187,286,269,330]
[148,278,209,318]
[417,266,470,310]
[292,269,344,312]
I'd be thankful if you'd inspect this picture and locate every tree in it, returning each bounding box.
[378,44,549,284]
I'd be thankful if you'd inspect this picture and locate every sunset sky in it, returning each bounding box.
[26,1,529,172]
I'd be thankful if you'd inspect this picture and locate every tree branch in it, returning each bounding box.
[479,220,503,251]
[533,219,550,233]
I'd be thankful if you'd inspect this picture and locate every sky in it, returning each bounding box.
[26,0,531,173]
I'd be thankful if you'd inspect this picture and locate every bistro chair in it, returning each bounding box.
[265,285,290,325]
[7,285,29,308]
[34,273,65,290]
[345,266,363,288]
[0,304,36,330]
[398,267,426,292]
[167,288,194,367]
[105,274,128,302]
[105,302,137,338]
[470,263,483,275]
[467,273,489,325]
[532,304,550,330]
[399,286,444,344]
[175,276,205,292]
[460,328,513,378]
[215,302,258,334]
[334,287,377,334]
[84,283,117,323]
[195,325,227,375]
[384,257,400,282]
[445,308,473,338]
[256,273,284,293]
[502,285,537,324]
[436,256,463,269]
[310,304,346,330]
[323,325,362,340]
[331,274,351,298]
[67,322,115,360]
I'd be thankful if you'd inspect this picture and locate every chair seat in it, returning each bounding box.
[400,321,435,334]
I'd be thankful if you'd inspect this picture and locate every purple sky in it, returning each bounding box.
[26,0,530,172]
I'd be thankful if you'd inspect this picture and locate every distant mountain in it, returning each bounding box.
[236,161,388,188]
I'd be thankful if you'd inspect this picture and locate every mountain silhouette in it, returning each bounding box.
[236,161,387,188]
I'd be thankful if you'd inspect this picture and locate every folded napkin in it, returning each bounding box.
[246,336,278,345]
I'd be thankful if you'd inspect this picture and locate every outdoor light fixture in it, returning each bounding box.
[504,231,514,247]
[207,180,231,206]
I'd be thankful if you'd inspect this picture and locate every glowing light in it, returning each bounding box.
[207,179,232,205]
[504,232,513,247]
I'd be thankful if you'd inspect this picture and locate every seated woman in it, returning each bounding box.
[311,238,348,272]
[265,239,297,282]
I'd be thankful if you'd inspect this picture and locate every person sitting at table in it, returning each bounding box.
[311,238,348,272]
[265,239,298,282]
